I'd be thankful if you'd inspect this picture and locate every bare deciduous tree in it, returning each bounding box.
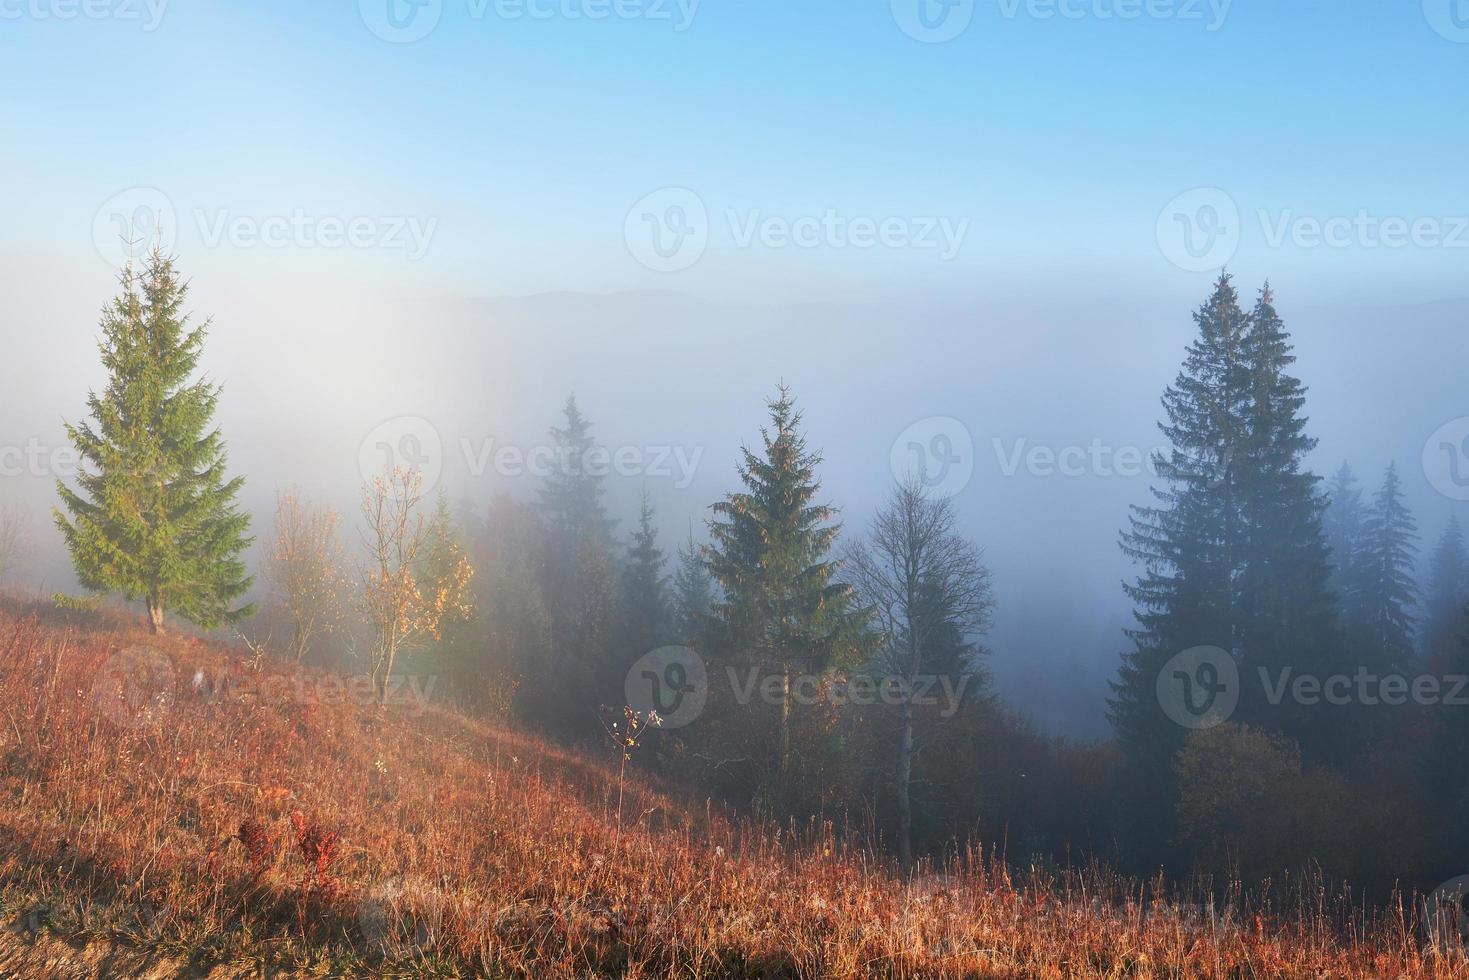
[359,467,474,702]
[265,490,347,663]
[845,478,994,871]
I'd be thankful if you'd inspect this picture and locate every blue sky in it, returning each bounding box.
[4,0,1469,304]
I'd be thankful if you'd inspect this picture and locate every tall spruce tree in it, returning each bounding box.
[539,394,614,551]
[1111,276,1347,860]
[536,395,618,734]
[1422,610,1469,844]
[1423,518,1468,663]
[1112,273,1252,781]
[671,522,713,645]
[705,385,874,787]
[1323,462,1365,598]
[55,252,252,634]
[1235,285,1339,747]
[1351,463,1420,671]
[621,489,670,656]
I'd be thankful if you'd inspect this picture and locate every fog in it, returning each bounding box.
[4,250,1464,738]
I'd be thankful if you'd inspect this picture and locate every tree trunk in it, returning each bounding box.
[897,696,914,872]
[778,666,791,788]
[146,595,165,635]
[377,643,397,705]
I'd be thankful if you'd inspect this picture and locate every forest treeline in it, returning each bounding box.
[27,253,1469,901]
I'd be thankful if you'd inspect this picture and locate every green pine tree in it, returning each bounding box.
[55,252,253,634]
[1351,462,1420,671]
[671,522,714,645]
[539,393,614,551]
[1235,285,1340,750]
[1323,461,1365,600]
[536,395,620,734]
[1111,273,1252,781]
[621,489,670,656]
[1423,517,1468,663]
[1422,607,1469,845]
[705,384,874,787]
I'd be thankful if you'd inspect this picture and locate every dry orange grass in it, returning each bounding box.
[0,603,1462,978]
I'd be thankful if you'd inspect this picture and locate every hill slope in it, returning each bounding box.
[0,601,1461,978]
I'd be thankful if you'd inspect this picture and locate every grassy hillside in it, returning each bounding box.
[0,599,1461,978]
